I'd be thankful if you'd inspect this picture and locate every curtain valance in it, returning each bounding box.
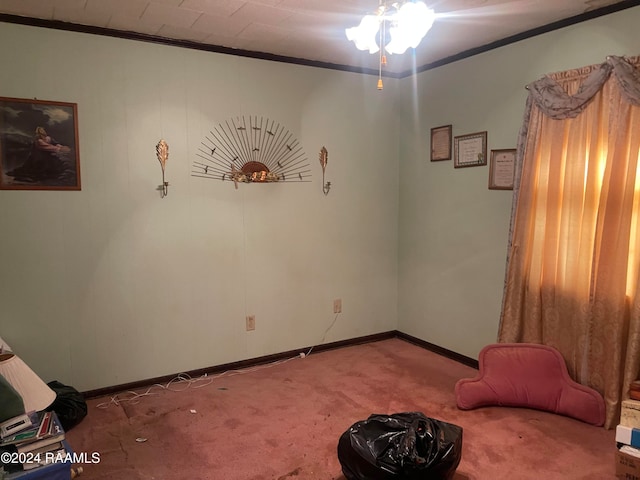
[526,56,640,119]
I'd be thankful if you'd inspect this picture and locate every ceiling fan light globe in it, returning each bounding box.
[386,1,434,53]
[345,14,381,53]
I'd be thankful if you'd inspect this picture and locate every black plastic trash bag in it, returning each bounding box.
[45,380,88,431]
[337,412,463,480]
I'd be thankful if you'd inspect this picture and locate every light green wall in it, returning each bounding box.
[2,6,639,392]
[0,23,400,391]
[397,6,640,359]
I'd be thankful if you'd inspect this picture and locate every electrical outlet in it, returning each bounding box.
[246,315,255,331]
[333,298,342,314]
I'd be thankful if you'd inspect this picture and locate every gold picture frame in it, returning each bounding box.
[454,131,487,168]
[489,149,516,190]
[430,124,452,161]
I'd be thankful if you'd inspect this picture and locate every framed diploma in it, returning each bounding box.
[488,149,516,190]
[454,131,487,168]
[430,124,452,161]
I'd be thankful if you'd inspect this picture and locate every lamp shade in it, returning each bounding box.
[0,335,12,353]
[0,353,56,412]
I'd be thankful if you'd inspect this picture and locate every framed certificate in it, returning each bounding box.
[430,125,452,161]
[454,131,487,168]
[488,149,516,190]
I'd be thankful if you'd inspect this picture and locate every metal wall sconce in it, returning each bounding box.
[319,146,330,195]
[156,139,169,198]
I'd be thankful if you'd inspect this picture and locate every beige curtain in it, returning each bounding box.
[499,56,640,428]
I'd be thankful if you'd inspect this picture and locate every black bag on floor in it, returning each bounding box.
[45,380,88,431]
[337,412,462,480]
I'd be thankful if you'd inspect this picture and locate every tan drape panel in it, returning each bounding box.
[499,56,640,428]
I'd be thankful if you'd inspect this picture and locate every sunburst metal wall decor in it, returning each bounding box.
[192,116,310,188]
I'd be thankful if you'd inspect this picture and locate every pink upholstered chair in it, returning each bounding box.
[454,343,605,426]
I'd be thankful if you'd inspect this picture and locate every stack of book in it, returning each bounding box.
[0,411,67,474]
[615,399,640,479]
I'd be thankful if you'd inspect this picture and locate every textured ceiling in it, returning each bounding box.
[0,0,633,75]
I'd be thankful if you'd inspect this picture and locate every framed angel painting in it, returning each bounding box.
[0,96,80,190]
